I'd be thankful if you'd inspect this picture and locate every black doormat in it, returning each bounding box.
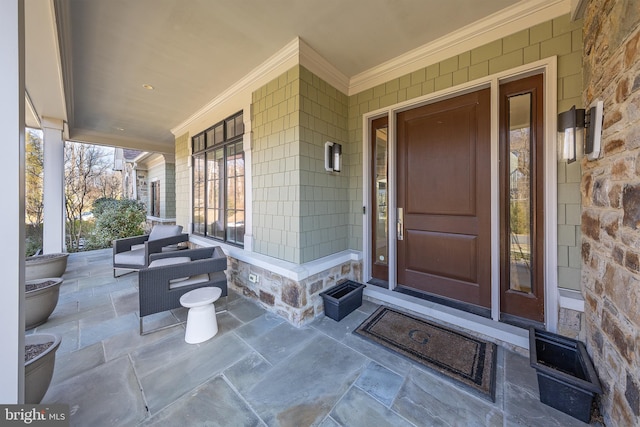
[354,306,497,400]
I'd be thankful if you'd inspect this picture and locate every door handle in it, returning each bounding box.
[397,208,404,240]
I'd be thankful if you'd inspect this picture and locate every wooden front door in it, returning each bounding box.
[396,88,492,309]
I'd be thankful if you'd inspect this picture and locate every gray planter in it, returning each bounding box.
[529,327,602,423]
[25,253,69,281]
[25,278,63,330]
[25,333,61,404]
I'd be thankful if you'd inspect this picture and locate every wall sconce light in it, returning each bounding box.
[558,100,603,163]
[325,141,342,172]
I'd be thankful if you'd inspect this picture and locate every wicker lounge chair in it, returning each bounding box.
[112,224,188,277]
[138,246,228,335]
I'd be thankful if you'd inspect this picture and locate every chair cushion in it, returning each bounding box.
[148,225,183,241]
[148,257,191,283]
[169,274,210,289]
[114,248,146,266]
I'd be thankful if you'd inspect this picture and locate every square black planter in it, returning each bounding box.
[320,280,365,321]
[529,327,602,423]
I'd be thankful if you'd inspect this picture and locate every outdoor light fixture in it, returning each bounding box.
[558,100,603,163]
[325,141,342,172]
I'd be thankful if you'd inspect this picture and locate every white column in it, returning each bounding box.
[42,117,66,253]
[0,0,25,404]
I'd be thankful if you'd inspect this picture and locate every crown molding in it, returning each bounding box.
[172,0,571,137]
[171,38,301,136]
[298,39,350,94]
[348,0,570,95]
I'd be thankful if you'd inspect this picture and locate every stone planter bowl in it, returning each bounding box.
[25,253,69,281]
[25,332,61,404]
[25,278,63,330]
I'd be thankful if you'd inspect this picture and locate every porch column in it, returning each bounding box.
[42,117,66,253]
[0,0,25,403]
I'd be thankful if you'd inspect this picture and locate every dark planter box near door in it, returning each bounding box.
[320,280,365,321]
[529,327,602,423]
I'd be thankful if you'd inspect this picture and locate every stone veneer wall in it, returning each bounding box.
[228,257,362,326]
[581,0,640,424]
[348,15,585,294]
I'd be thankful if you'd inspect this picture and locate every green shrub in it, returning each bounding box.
[25,224,43,256]
[92,198,146,247]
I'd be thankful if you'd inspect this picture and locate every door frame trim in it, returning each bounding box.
[362,56,559,332]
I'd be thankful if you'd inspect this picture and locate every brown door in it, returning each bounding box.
[499,75,545,324]
[397,89,491,309]
[371,117,389,282]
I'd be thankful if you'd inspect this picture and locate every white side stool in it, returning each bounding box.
[179,287,222,344]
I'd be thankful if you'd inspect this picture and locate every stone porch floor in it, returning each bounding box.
[31,249,595,426]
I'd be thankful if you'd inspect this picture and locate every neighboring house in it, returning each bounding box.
[114,148,177,228]
[4,0,638,423]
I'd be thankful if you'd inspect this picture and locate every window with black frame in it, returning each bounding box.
[150,181,160,217]
[192,111,245,246]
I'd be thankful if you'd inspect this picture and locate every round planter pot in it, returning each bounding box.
[25,253,69,281]
[25,333,61,404]
[25,278,63,330]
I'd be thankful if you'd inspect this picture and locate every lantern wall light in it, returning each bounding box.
[558,100,603,163]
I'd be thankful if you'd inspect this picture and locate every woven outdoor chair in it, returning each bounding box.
[137,246,228,335]
[112,224,188,277]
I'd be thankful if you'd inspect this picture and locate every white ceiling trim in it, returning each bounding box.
[298,39,350,94]
[69,129,175,155]
[171,38,301,137]
[348,0,571,95]
[25,90,41,128]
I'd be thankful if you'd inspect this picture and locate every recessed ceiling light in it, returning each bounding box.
[142,84,154,90]
[116,127,125,131]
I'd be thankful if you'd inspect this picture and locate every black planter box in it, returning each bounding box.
[529,327,602,423]
[320,280,365,321]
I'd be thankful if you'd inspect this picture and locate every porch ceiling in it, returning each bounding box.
[26,0,524,153]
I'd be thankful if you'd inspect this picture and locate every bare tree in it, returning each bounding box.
[64,142,117,251]
[25,130,44,227]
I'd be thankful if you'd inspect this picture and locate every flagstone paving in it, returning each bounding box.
[34,249,597,426]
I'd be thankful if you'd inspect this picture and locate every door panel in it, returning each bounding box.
[499,74,545,323]
[405,231,478,283]
[397,89,491,308]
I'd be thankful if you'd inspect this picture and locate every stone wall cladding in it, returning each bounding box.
[227,256,362,327]
[582,1,640,425]
[348,15,585,293]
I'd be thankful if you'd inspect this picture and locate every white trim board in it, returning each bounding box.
[348,0,569,95]
[364,286,530,350]
[190,235,361,282]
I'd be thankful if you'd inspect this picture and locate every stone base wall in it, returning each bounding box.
[557,307,584,340]
[228,256,362,327]
[582,1,640,424]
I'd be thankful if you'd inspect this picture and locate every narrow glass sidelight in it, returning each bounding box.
[374,125,388,264]
[507,93,532,294]
[370,116,389,282]
[499,74,544,324]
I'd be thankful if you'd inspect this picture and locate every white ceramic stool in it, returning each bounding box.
[179,287,222,344]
